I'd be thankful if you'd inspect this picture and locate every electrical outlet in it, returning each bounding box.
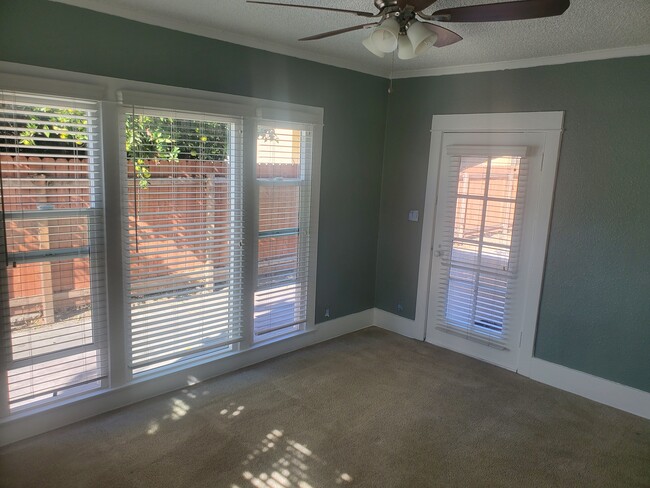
[324,307,331,318]
[397,303,404,313]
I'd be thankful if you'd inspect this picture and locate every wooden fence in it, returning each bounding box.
[2,156,300,322]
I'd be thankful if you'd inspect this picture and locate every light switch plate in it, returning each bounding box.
[408,210,419,222]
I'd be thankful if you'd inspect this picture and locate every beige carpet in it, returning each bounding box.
[1,327,649,488]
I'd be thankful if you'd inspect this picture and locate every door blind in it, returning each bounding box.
[254,124,313,338]
[0,91,107,410]
[122,107,243,374]
[434,145,528,349]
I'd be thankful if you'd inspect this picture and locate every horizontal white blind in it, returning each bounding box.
[254,124,312,338]
[121,107,243,374]
[434,146,528,349]
[0,91,107,410]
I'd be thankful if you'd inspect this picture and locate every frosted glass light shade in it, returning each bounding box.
[362,36,385,58]
[371,17,400,53]
[398,34,416,60]
[407,21,438,56]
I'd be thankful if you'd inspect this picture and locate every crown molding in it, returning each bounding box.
[392,44,650,79]
[50,1,650,80]
[50,0,391,78]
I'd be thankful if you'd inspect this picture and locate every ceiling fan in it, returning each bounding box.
[246,0,571,59]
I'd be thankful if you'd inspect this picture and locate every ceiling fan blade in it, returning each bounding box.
[246,1,376,18]
[433,0,570,22]
[299,23,379,41]
[420,23,463,47]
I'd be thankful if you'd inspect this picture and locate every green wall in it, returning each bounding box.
[0,0,389,323]
[2,1,649,393]
[376,57,650,392]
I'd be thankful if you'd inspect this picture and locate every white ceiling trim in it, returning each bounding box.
[393,44,650,79]
[51,0,389,78]
[52,1,650,80]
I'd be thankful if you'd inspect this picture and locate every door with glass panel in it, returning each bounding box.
[426,132,545,371]
[0,91,106,412]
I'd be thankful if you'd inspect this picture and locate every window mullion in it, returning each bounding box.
[240,116,258,350]
[102,101,130,387]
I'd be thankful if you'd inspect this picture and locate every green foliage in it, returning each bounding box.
[0,104,90,155]
[1,105,231,189]
[125,114,229,189]
[3,104,281,190]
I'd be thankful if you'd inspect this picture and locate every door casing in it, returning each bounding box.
[415,112,564,375]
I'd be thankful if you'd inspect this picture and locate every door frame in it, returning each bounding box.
[415,112,564,375]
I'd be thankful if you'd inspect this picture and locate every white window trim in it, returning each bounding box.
[110,91,323,370]
[416,112,564,375]
[0,62,326,444]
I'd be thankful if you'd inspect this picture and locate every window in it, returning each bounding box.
[0,73,322,437]
[121,107,243,374]
[0,91,106,410]
[119,105,318,375]
[435,145,528,349]
[254,124,313,340]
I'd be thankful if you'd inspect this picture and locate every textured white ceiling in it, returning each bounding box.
[52,0,650,77]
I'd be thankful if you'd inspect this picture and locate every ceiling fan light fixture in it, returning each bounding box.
[249,0,572,60]
[370,16,400,53]
[397,34,416,60]
[407,20,438,56]
[362,35,386,58]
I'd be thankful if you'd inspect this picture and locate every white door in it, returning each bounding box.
[425,130,550,371]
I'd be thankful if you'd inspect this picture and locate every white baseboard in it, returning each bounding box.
[373,308,650,420]
[528,358,650,420]
[4,308,646,446]
[373,308,421,339]
[0,309,374,447]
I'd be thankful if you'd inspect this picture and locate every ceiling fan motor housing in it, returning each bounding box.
[374,0,399,10]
